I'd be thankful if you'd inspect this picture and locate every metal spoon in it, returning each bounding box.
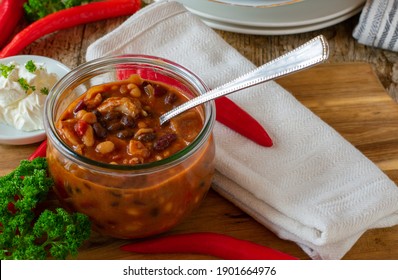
[159,35,329,125]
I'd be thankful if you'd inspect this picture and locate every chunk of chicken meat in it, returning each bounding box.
[97,97,143,119]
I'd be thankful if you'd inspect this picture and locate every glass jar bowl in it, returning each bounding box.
[44,55,216,239]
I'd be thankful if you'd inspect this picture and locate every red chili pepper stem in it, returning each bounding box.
[0,0,26,49]
[0,0,142,58]
[120,232,298,260]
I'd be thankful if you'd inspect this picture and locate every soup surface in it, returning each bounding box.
[56,74,203,165]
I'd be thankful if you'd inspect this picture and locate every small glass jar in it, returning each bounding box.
[44,55,215,239]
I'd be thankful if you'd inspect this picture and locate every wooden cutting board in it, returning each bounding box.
[1,63,398,260]
[277,62,398,184]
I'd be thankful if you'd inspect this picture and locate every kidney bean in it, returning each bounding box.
[116,129,134,139]
[120,115,136,127]
[103,111,123,121]
[153,133,177,151]
[153,84,167,97]
[73,100,87,114]
[164,133,177,142]
[92,122,108,138]
[107,121,124,132]
[137,132,156,142]
[92,109,103,120]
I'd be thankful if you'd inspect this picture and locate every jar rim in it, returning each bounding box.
[44,54,215,173]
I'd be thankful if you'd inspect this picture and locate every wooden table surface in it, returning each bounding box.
[1,6,398,260]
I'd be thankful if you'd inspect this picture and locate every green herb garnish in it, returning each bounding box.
[0,158,92,260]
[18,78,36,93]
[40,87,49,95]
[0,63,15,78]
[24,0,96,22]
[25,60,37,73]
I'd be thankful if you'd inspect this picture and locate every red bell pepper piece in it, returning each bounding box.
[120,232,298,260]
[0,0,142,58]
[0,0,26,49]
[28,139,47,160]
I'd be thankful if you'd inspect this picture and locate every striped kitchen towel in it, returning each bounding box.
[353,0,398,52]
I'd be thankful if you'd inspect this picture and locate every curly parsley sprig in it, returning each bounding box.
[0,158,92,260]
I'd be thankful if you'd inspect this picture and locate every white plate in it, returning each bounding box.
[0,55,71,145]
[176,0,365,29]
[201,5,363,35]
[211,0,303,8]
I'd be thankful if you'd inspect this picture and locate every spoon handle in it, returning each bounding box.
[160,35,329,125]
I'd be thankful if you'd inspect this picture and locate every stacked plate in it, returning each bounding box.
[175,0,366,35]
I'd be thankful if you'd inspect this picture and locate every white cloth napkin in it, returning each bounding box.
[353,0,398,52]
[86,0,398,259]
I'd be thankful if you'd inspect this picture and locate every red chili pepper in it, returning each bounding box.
[120,232,298,260]
[215,97,273,147]
[0,0,142,58]
[0,0,26,49]
[28,139,47,160]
